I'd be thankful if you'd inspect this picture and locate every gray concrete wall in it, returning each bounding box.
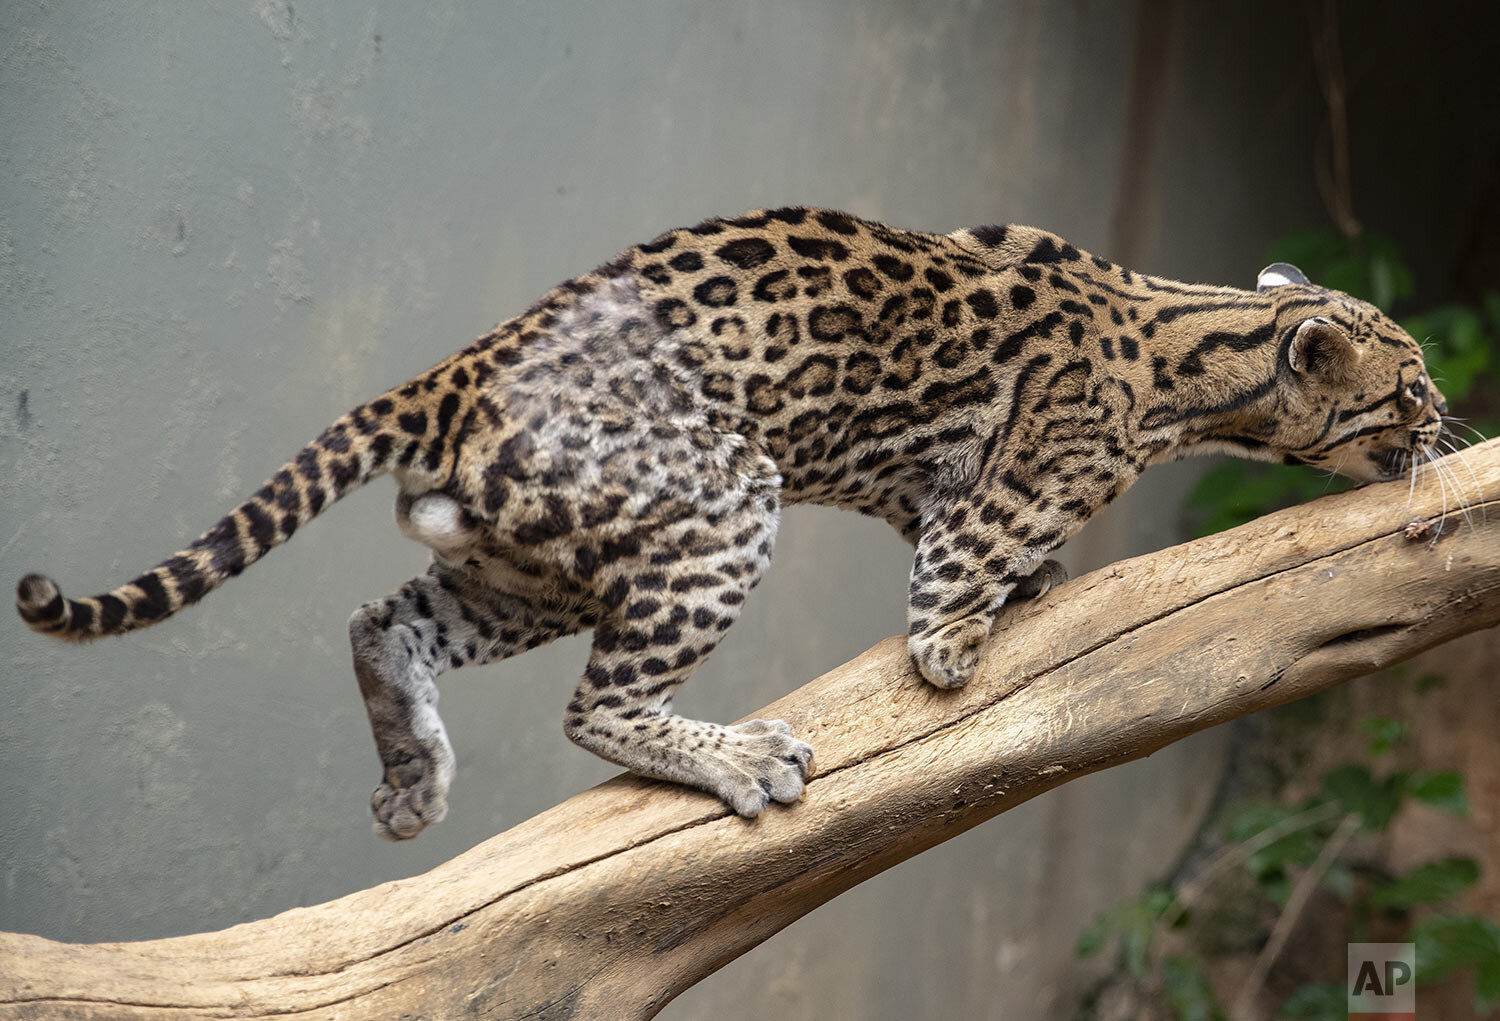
[2,2,1326,1016]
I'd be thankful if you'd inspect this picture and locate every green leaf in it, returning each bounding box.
[1260,873,1293,910]
[1413,914,1500,982]
[1161,955,1226,1021]
[1223,800,1312,842]
[1076,916,1109,958]
[1120,922,1151,978]
[1225,801,1333,888]
[1370,857,1480,910]
[1278,981,1346,1020]
[1246,831,1322,878]
[1144,887,1175,916]
[1358,715,1409,754]
[1477,955,1500,1013]
[1323,764,1403,831]
[1074,889,1174,970]
[1414,671,1447,693]
[1407,770,1469,817]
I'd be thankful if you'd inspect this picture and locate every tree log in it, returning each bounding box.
[5,439,1499,1020]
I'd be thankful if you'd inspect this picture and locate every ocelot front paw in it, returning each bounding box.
[370,745,455,841]
[710,719,815,818]
[909,615,990,689]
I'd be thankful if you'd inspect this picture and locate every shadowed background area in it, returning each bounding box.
[2,2,1495,1017]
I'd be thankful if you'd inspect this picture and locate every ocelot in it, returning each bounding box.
[18,208,1446,838]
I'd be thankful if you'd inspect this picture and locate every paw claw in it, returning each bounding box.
[909,616,989,689]
[1014,558,1068,600]
[369,749,452,841]
[372,781,449,841]
[716,719,814,816]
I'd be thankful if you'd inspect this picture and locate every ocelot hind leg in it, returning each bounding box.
[563,482,814,817]
[348,565,593,840]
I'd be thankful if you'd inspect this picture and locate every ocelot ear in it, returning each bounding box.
[1287,316,1359,379]
[1257,262,1310,290]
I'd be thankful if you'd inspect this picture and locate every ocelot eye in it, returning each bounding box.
[1404,380,1426,405]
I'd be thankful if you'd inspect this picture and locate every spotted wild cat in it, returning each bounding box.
[17,208,1447,838]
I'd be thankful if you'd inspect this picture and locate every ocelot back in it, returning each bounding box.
[17,208,1446,837]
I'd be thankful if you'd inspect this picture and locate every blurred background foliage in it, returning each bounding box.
[1078,666,1500,1019]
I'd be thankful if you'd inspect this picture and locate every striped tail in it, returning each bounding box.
[16,402,408,640]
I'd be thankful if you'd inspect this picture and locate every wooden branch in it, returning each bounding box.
[6,439,1500,1021]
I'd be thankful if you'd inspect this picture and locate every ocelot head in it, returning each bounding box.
[1255,262,1448,484]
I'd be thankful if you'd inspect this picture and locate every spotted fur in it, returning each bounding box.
[16,208,1447,835]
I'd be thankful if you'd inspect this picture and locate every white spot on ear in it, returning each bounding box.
[1257,262,1310,291]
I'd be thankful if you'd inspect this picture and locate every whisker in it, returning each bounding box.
[1431,450,1473,532]
[1448,461,1476,531]
[1425,448,1451,536]
[1326,449,1350,492]
[1436,438,1486,525]
[1441,460,1475,531]
[1444,420,1489,446]
[1410,449,1434,533]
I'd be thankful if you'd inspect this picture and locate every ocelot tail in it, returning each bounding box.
[17,208,1447,837]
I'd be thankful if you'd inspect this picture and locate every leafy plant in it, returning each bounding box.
[1275,981,1344,1020]
[1414,915,1500,1012]
[1077,886,1177,978]
[1075,691,1496,1019]
[1357,715,1408,754]
[1161,955,1225,1021]
[1371,858,1481,912]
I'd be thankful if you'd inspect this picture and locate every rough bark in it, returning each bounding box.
[5,439,1499,1020]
